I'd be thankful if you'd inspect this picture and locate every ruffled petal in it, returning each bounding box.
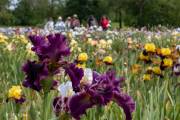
[69,92,94,120]
[113,91,135,120]
[64,63,84,92]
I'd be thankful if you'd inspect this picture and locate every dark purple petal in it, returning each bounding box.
[15,97,26,104]
[43,34,70,61]
[22,60,48,91]
[64,63,84,92]
[69,93,95,120]
[28,33,70,61]
[53,97,62,115]
[113,91,135,120]
[63,97,70,112]
[86,70,125,105]
[29,35,46,48]
[85,88,104,105]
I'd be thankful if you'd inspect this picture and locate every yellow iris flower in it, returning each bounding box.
[163,58,173,67]
[103,56,113,64]
[161,48,171,56]
[8,86,22,100]
[78,53,88,62]
[144,43,156,52]
[143,74,151,81]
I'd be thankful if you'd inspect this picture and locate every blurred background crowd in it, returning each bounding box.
[0,0,180,28]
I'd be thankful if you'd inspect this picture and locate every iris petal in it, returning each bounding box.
[113,91,135,120]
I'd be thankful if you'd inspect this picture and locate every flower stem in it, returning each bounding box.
[42,92,48,120]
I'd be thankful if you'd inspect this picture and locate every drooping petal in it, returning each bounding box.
[85,87,104,105]
[113,91,135,120]
[69,92,95,120]
[64,63,84,92]
[22,60,48,91]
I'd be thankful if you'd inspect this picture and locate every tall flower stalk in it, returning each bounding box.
[22,33,71,120]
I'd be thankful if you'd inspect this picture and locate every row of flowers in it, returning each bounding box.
[131,43,180,80]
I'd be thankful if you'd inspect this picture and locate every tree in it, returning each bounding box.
[64,0,109,22]
[108,0,128,28]
[0,0,16,26]
[13,0,35,25]
[0,0,9,11]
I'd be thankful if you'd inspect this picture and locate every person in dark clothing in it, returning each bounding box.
[87,15,98,28]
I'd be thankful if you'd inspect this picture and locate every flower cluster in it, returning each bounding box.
[86,38,113,64]
[138,43,180,80]
[0,33,8,44]
[0,33,34,54]
[12,35,28,44]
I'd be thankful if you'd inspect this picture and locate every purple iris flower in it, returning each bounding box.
[64,63,84,92]
[29,33,70,61]
[22,60,48,91]
[68,70,135,120]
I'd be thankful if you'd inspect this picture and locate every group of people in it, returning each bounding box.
[44,14,110,32]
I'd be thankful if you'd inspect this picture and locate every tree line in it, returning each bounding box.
[0,0,180,27]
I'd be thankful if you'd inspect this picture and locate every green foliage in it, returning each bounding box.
[64,0,109,21]
[0,10,15,25]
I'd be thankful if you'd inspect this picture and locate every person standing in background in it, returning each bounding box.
[44,17,54,32]
[87,15,98,29]
[100,15,110,31]
[55,16,66,32]
[71,14,80,29]
[65,17,72,30]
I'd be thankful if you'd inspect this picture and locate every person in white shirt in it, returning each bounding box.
[55,16,66,32]
[44,17,54,33]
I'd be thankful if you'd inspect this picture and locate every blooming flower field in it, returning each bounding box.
[0,28,180,120]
